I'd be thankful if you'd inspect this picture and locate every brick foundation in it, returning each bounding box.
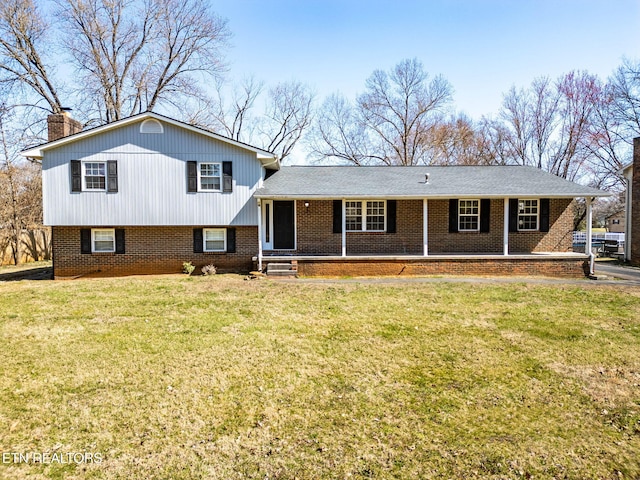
[294,257,587,278]
[52,226,257,278]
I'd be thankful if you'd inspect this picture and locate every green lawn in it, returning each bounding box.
[0,275,639,479]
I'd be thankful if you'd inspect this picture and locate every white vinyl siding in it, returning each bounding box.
[459,199,479,231]
[203,228,226,252]
[345,200,385,232]
[518,199,539,231]
[92,228,115,252]
[84,162,106,190]
[42,121,263,226]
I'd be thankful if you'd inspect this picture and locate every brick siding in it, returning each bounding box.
[47,114,83,142]
[52,226,257,278]
[267,198,574,256]
[632,138,640,266]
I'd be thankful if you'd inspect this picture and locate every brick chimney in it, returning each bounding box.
[631,137,640,266]
[47,109,82,142]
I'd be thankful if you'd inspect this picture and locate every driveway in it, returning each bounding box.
[594,262,640,284]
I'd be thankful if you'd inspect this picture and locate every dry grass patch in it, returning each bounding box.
[0,276,639,479]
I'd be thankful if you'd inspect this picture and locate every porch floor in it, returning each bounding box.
[257,252,588,261]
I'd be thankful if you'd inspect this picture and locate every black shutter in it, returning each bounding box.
[80,229,91,254]
[187,161,198,193]
[107,160,118,192]
[223,161,233,192]
[480,199,491,233]
[448,199,458,233]
[509,198,519,232]
[539,198,550,232]
[115,229,125,254]
[193,228,203,253]
[226,228,236,253]
[387,200,397,233]
[333,200,342,234]
[71,160,81,192]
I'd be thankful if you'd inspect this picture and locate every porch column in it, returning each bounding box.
[503,198,509,255]
[341,198,347,257]
[586,197,594,275]
[423,199,429,256]
[257,199,263,271]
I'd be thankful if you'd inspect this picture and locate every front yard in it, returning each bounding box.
[0,275,639,479]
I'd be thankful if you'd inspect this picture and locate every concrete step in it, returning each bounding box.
[266,270,298,277]
[267,263,297,271]
[265,261,297,277]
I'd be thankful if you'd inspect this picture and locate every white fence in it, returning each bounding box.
[573,232,625,255]
[573,232,625,244]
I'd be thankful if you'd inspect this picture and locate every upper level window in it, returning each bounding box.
[458,199,479,231]
[199,163,221,191]
[92,228,115,252]
[84,162,106,190]
[518,199,539,231]
[346,200,386,232]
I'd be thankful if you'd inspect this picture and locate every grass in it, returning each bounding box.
[0,275,639,479]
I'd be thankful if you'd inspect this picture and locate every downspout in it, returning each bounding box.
[625,175,632,262]
[586,197,595,276]
[257,199,263,271]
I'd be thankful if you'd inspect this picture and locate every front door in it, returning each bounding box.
[273,201,295,250]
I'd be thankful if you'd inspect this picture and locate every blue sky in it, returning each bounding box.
[214,0,640,120]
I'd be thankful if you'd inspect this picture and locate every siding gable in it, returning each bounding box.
[41,120,264,227]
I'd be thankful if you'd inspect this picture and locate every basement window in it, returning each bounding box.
[92,229,115,252]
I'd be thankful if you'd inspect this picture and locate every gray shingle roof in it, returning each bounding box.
[255,166,610,199]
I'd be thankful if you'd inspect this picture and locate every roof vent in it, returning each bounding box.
[140,118,164,134]
[425,173,430,184]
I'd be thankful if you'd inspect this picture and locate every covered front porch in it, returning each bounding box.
[254,197,598,277]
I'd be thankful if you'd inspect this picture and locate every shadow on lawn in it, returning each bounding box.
[0,267,53,281]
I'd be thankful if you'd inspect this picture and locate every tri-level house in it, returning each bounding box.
[22,111,610,278]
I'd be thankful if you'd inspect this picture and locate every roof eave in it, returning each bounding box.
[254,192,611,200]
[20,111,279,165]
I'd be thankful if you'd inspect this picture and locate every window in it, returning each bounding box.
[458,199,479,231]
[518,199,539,231]
[345,201,363,231]
[203,228,226,252]
[199,163,221,191]
[345,200,386,232]
[92,229,115,252]
[84,162,106,190]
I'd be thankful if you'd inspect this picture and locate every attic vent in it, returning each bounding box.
[140,118,164,134]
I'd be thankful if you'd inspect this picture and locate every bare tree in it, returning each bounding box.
[0,0,63,114]
[500,85,531,166]
[59,0,230,122]
[209,76,264,141]
[0,106,44,265]
[426,114,496,165]
[310,59,452,165]
[548,71,602,182]
[259,81,314,161]
[357,58,453,165]
[306,92,371,165]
